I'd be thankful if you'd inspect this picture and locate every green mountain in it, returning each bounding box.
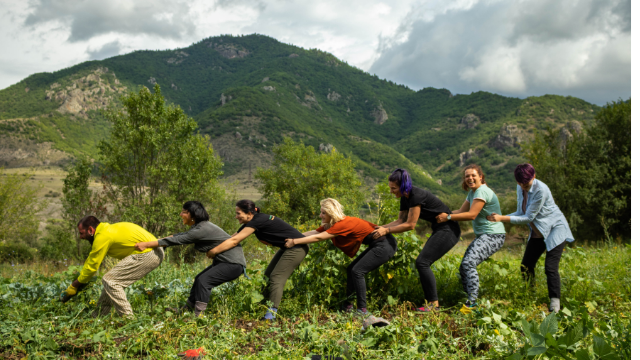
[0,34,599,194]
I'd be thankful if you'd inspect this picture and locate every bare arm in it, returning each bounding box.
[134,240,160,252]
[285,231,335,248]
[302,230,322,236]
[206,227,255,258]
[436,200,485,223]
[371,206,420,239]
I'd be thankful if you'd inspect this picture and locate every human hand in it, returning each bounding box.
[487,213,501,222]
[60,283,78,303]
[134,242,147,252]
[371,226,388,239]
[284,238,296,248]
[206,249,216,259]
[435,213,448,223]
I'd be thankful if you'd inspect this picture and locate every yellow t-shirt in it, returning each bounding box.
[77,222,155,283]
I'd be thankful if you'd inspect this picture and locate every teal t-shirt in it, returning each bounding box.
[466,184,506,235]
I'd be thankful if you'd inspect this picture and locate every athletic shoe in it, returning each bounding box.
[262,307,277,321]
[413,304,440,313]
[355,308,369,317]
[341,303,354,313]
[459,301,478,315]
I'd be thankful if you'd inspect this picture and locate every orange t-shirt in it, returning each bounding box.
[316,216,377,258]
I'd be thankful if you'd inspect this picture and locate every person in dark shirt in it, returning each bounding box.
[134,201,246,317]
[207,199,308,320]
[371,169,460,312]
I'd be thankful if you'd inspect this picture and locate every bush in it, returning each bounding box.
[0,242,36,263]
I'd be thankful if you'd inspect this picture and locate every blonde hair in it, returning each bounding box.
[320,198,346,228]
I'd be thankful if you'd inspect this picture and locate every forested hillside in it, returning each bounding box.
[0,34,600,193]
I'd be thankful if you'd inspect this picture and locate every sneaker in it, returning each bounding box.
[355,308,369,317]
[459,301,478,315]
[262,307,277,321]
[341,303,354,313]
[413,304,440,313]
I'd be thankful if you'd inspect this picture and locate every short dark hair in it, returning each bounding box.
[514,163,536,184]
[77,215,100,230]
[388,168,413,196]
[183,201,209,224]
[236,199,260,215]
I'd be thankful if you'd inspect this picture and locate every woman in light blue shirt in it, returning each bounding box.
[487,163,574,313]
[436,164,506,314]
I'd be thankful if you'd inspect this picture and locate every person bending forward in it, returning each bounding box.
[286,198,397,316]
[60,216,164,318]
[135,201,247,317]
[207,200,308,320]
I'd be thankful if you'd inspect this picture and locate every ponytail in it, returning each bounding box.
[236,199,260,215]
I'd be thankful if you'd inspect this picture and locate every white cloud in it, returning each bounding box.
[0,0,631,104]
[369,0,631,104]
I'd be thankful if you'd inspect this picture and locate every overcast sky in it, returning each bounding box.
[0,0,631,105]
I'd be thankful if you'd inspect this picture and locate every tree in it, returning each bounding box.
[99,84,224,236]
[0,169,45,247]
[61,157,108,257]
[256,138,366,224]
[522,99,630,241]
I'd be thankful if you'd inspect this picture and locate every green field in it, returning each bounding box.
[0,233,630,359]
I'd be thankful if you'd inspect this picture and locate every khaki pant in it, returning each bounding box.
[263,245,308,308]
[95,247,164,317]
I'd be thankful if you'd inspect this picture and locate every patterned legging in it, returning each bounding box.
[459,233,506,303]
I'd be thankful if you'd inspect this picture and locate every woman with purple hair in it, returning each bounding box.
[371,169,460,312]
[487,163,574,313]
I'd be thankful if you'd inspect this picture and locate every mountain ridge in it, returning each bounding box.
[0,34,599,194]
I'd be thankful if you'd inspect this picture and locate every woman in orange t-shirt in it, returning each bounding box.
[285,198,397,315]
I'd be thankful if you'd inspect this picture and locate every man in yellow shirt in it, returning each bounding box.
[60,216,164,317]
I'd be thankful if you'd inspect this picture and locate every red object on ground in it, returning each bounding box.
[178,347,206,360]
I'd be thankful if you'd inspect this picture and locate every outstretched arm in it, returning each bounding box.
[371,206,420,238]
[436,200,484,223]
[285,231,335,248]
[206,227,255,258]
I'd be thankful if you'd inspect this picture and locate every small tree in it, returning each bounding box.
[99,84,224,236]
[0,169,45,247]
[256,138,366,224]
[61,157,108,257]
[522,99,630,241]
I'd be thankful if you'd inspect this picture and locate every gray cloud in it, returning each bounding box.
[370,0,630,105]
[24,0,196,42]
[87,40,122,60]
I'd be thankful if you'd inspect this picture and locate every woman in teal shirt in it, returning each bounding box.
[436,164,506,313]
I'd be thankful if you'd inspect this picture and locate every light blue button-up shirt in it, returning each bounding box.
[507,179,574,251]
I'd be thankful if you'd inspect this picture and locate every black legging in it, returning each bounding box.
[188,261,244,305]
[415,227,460,302]
[346,234,397,309]
[520,237,566,298]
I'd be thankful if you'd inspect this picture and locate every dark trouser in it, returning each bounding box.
[263,245,309,308]
[188,261,244,305]
[347,234,397,309]
[416,228,459,302]
[521,238,566,299]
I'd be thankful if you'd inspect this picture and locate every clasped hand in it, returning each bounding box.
[435,213,449,223]
[134,242,147,251]
[486,213,501,222]
[284,238,295,248]
[370,226,389,239]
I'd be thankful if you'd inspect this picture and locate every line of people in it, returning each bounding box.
[60,163,574,322]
